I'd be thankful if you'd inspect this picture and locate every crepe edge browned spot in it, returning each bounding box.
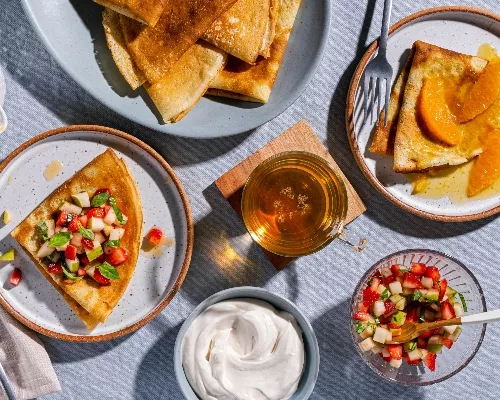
[94,0,167,27]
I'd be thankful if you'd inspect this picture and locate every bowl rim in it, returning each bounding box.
[173,286,320,399]
[350,249,487,386]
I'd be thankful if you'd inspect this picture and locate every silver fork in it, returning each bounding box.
[0,362,15,400]
[362,0,394,126]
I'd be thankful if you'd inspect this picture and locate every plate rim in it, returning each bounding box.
[0,125,194,342]
[346,6,500,222]
[20,0,332,139]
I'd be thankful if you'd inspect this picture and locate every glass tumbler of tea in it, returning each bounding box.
[241,151,366,257]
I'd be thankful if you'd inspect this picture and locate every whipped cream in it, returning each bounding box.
[182,298,305,400]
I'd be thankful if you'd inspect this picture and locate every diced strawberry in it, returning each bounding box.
[411,263,427,276]
[406,307,418,323]
[441,337,453,349]
[107,247,128,266]
[424,266,441,282]
[65,245,77,260]
[419,330,433,339]
[148,227,164,246]
[370,276,381,291]
[403,272,424,289]
[82,238,94,250]
[358,303,369,313]
[80,255,90,265]
[383,300,396,316]
[388,322,401,329]
[391,264,403,276]
[94,188,110,195]
[379,353,391,362]
[86,208,106,219]
[441,301,456,320]
[388,344,403,360]
[354,311,372,321]
[47,263,63,274]
[9,268,22,286]
[104,204,111,214]
[423,352,436,371]
[78,215,88,228]
[68,218,79,232]
[417,336,428,349]
[93,268,110,285]
[56,210,69,227]
[362,287,380,307]
[430,328,441,335]
[77,267,87,277]
[382,274,395,286]
[437,278,448,301]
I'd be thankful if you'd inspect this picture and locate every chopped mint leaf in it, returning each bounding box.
[381,289,390,300]
[62,266,83,281]
[48,232,71,248]
[374,317,380,325]
[408,342,417,351]
[36,221,49,242]
[355,321,367,334]
[91,192,109,207]
[98,262,119,280]
[413,290,423,302]
[102,240,120,248]
[108,197,126,225]
[458,292,468,312]
[78,223,94,241]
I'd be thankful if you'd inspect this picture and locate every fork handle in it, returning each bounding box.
[462,308,500,325]
[378,0,393,55]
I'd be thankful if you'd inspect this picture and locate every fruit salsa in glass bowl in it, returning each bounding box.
[350,249,486,385]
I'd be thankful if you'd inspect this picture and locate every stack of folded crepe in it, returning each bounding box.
[98,0,302,123]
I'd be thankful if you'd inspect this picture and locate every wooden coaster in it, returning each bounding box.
[215,120,366,270]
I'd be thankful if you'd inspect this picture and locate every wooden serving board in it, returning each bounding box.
[215,120,366,270]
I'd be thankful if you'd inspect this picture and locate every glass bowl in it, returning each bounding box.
[350,249,486,385]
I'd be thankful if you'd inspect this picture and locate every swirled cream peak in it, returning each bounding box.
[182,298,305,400]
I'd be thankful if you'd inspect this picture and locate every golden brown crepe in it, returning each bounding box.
[102,8,146,90]
[11,149,143,328]
[393,41,487,173]
[202,0,280,64]
[120,0,238,84]
[94,0,168,27]
[145,42,227,123]
[207,0,302,103]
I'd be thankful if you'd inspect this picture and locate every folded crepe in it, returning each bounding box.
[145,42,227,123]
[207,0,302,103]
[11,149,143,329]
[202,0,280,64]
[120,0,238,84]
[94,0,167,27]
[102,8,146,90]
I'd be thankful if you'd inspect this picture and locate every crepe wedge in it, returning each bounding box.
[11,149,143,329]
[120,0,238,84]
[202,0,280,64]
[94,0,168,27]
[207,0,302,103]
[388,41,488,173]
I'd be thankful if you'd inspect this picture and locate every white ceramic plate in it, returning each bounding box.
[0,126,193,341]
[347,7,500,221]
[20,0,331,138]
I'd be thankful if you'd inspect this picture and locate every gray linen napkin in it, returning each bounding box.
[0,307,60,399]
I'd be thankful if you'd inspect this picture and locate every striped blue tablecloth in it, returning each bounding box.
[1,0,499,398]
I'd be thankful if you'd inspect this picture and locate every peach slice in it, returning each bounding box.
[457,59,500,123]
[467,129,500,197]
[419,78,462,146]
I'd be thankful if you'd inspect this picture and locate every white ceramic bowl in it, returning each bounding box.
[174,287,320,399]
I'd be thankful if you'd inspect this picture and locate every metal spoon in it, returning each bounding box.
[0,105,7,133]
[0,361,15,400]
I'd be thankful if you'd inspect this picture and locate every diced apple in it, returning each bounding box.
[430,303,440,312]
[388,281,403,295]
[389,294,402,304]
[428,335,441,345]
[102,224,114,237]
[37,242,54,258]
[424,289,439,301]
[454,303,464,317]
[380,267,392,277]
[88,217,105,232]
[71,232,83,248]
[46,220,55,238]
[420,349,429,358]
[109,228,125,241]
[443,325,458,335]
[94,232,106,244]
[66,258,80,273]
[389,358,403,368]
[448,326,463,342]
[360,337,377,352]
[381,346,390,358]
[104,208,116,225]
[376,284,387,295]
[59,201,82,215]
[85,240,103,262]
[373,327,390,344]
[71,192,90,208]
[373,301,386,317]
[371,344,383,354]
[421,276,434,289]
[408,348,423,361]
[359,325,374,339]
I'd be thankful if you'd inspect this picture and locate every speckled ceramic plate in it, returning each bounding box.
[0,126,193,341]
[20,0,331,138]
[347,6,500,222]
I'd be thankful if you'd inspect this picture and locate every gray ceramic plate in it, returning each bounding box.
[21,0,331,138]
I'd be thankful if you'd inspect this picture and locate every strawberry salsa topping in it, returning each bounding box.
[355,263,467,371]
[35,188,129,285]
